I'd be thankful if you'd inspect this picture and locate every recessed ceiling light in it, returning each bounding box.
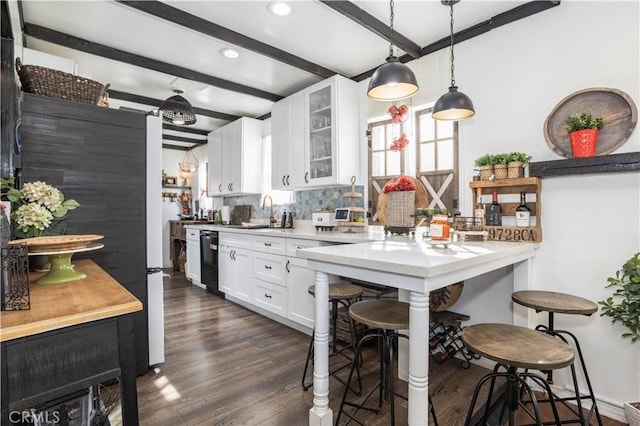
[219,48,239,59]
[267,1,291,17]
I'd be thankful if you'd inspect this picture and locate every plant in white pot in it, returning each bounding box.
[598,252,640,425]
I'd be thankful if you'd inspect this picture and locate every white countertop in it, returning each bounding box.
[183,222,389,244]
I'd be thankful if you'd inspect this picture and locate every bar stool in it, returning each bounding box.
[301,282,364,392]
[462,323,575,426]
[512,290,603,425]
[336,299,438,426]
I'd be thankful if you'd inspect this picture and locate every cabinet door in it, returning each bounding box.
[218,244,235,295]
[221,122,238,194]
[287,91,307,188]
[207,128,223,196]
[234,247,253,302]
[305,80,336,186]
[286,257,316,328]
[271,98,290,190]
[186,239,201,284]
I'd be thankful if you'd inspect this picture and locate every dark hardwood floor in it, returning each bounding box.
[107,270,624,425]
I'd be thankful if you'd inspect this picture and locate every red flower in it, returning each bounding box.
[383,176,416,193]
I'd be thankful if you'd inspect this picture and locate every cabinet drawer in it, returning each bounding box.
[253,278,286,317]
[219,232,251,249]
[252,235,287,255]
[287,238,321,257]
[252,252,286,286]
[186,228,200,241]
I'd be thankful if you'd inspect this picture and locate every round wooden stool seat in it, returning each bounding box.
[349,300,409,330]
[462,323,574,370]
[512,290,597,315]
[308,282,363,300]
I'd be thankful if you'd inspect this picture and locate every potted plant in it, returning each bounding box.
[507,152,532,179]
[493,153,511,180]
[598,252,640,425]
[563,112,605,158]
[383,175,417,228]
[475,154,496,181]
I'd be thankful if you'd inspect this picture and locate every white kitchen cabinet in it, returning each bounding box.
[207,127,223,196]
[286,239,320,328]
[271,75,361,190]
[271,91,305,189]
[219,233,252,300]
[207,117,263,196]
[185,228,202,286]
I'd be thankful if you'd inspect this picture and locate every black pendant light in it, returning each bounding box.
[432,0,475,121]
[160,89,197,125]
[367,0,419,101]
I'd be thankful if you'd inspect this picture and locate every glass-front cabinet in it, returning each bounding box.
[307,84,334,183]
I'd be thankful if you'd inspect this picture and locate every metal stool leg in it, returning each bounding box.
[301,329,314,391]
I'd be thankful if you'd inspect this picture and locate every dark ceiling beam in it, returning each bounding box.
[1,1,12,38]
[163,134,206,144]
[318,1,421,59]
[162,143,190,151]
[108,89,241,122]
[163,123,209,136]
[351,0,561,82]
[23,23,283,102]
[118,0,338,80]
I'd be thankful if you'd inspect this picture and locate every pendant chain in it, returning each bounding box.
[388,0,395,57]
[449,2,456,87]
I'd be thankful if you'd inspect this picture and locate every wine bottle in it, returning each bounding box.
[515,191,531,227]
[474,197,485,226]
[485,192,501,226]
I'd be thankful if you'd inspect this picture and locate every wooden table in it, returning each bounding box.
[1,260,143,425]
[297,238,539,425]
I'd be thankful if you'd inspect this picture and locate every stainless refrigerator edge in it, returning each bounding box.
[146,115,165,366]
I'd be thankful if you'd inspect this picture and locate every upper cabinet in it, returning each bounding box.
[271,75,360,190]
[207,117,263,197]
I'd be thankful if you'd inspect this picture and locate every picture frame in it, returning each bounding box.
[163,176,177,186]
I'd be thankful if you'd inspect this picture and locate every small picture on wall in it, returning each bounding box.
[163,176,177,186]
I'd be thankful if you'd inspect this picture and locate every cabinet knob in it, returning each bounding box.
[265,293,272,299]
[218,184,222,193]
[304,172,309,183]
[264,242,271,246]
[286,260,290,273]
[264,265,272,270]
[286,175,290,186]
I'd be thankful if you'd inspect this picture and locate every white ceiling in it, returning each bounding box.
[13,0,540,148]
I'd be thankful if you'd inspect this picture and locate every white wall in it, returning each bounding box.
[360,1,639,421]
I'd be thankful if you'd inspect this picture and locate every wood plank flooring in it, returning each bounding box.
[108,270,625,425]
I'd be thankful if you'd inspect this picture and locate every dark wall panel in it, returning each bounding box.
[19,93,149,374]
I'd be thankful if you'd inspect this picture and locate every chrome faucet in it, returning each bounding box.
[262,195,277,228]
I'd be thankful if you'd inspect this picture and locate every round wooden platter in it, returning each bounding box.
[376,176,429,227]
[9,234,104,253]
[543,87,637,158]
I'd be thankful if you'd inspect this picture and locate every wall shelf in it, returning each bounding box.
[529,152,640,178]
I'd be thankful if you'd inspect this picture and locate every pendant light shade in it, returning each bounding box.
[432,86,475,120]
[178,149,198,174]
[367,0,419,102]
[432,0,475,121]
[367,56,419,101]
[160,89,196,125]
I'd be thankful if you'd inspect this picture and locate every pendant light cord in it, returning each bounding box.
[448,2,456,87]
[388,0,395,57]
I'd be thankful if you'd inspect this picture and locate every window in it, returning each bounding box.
[368,106,459,225]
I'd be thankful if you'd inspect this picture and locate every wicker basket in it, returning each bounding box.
[385,190,415,227]
[16,57,109,105]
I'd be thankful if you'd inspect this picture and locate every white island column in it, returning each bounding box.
[309,270,332,425]
[408,290,430,424]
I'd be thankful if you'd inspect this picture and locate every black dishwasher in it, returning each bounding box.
[200,230,221,295]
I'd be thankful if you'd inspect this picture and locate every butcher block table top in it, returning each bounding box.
[0,259,142,342]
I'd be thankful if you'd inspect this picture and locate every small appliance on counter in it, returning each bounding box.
[312,210,336,231]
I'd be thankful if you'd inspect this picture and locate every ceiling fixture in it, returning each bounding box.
[367,0,419,101]
[220,48,239,59]
[159,89,196,125]
[267,1,292,17]
[432,0,475,121]
[178,148,198,174]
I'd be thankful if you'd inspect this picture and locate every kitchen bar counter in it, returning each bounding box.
[296,238,540,425]
[1,260,142,425]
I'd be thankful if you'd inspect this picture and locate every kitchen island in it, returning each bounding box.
[296,238,540,425]
[0,260,142,425]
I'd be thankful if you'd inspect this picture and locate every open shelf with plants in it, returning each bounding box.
[469,177,542,242]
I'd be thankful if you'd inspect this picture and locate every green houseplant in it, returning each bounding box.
[563,112,605,158]
[507,152,532,179]
[598,252,640,424]
[475,154,497,181]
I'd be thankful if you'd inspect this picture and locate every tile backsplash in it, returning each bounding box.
[222,186,365,220]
